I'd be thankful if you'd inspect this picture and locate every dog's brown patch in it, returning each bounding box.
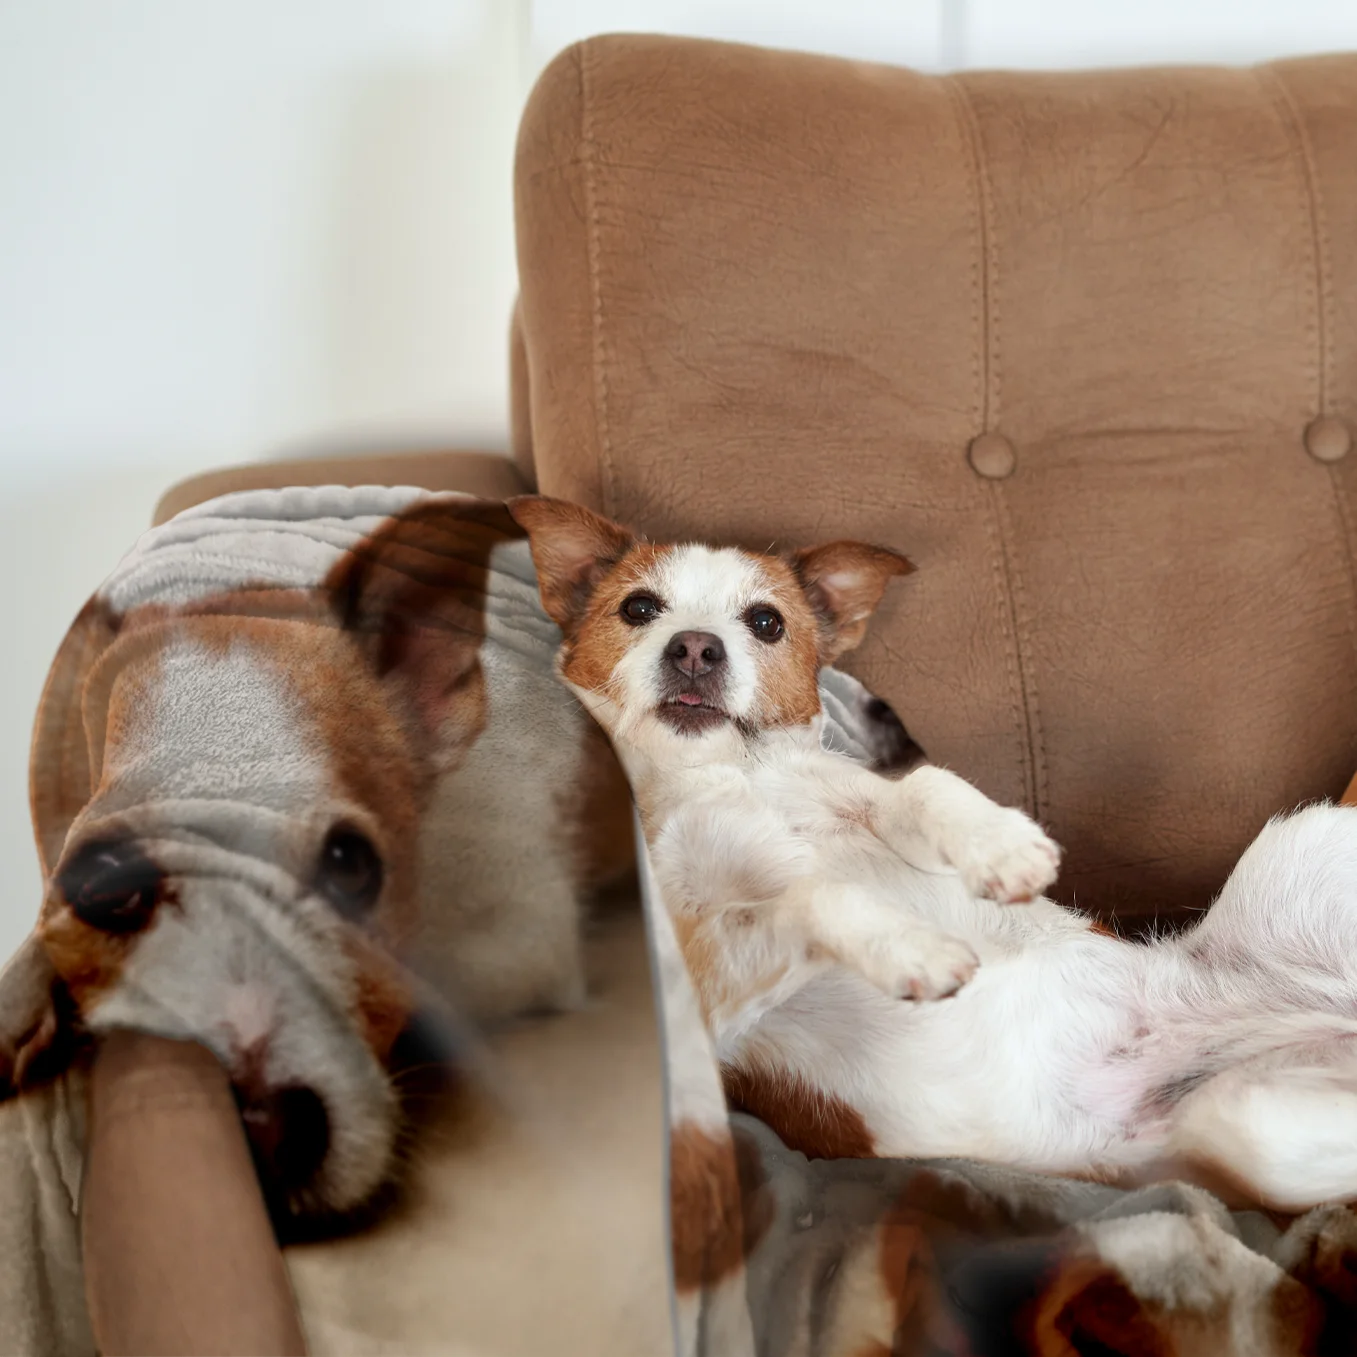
[340,930,416,1063]
[507,495,635,635]
[672,912,793,1028]
[790,541,913,664]
[743,555,832,729]
[669,1118,774,1293]
[30,596,124,879]
[1018,1247,1323,1357]
[875,1202,966,1356]
[555,541,673,694]
[722,1062,875,1159]
[1018,1257,1170,1356]
[37,626,172,1010]
[39,901,141,1011]
[326,498,514,763]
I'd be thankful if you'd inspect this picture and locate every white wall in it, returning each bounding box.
[0,0,527,959]
[3,1,1356,960]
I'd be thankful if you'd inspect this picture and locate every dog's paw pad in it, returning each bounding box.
[962,811,1061,905]
[861,932,978,1002]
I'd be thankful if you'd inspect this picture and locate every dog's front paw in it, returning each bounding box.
[951,809,1061,904]
[855,927,979,1002]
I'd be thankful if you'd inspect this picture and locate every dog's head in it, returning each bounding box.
[8,498,516,1230]
[508,497,911,765]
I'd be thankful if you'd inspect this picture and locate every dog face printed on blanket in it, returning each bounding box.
[3,494,621,1226]
[33,507,509,1222]
[514,494,1357,1220]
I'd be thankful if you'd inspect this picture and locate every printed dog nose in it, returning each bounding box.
[665,630,726,678]
[57,839,164,934]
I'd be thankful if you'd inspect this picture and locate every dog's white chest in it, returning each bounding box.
[647,754,898,916]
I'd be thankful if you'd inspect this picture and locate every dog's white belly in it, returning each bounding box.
[735,931,1157,1170]
[739,920,1357,1182]
[656,768,1357,1190]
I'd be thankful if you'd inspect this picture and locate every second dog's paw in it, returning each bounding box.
[955,809,1061,904]
[856,928,979,1002]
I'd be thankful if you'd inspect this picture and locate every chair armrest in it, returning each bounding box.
[152,450,530,526]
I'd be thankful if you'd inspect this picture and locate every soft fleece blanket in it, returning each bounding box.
[2,486,1355,1355]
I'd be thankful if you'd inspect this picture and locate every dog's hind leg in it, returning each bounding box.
[1168,1043,1357,1211]
[1186,803,1357,967]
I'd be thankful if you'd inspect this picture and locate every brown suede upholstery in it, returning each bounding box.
[512,35,1357,924]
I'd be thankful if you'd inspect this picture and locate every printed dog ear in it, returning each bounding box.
[506,496,635,637]
[329,496,523,769]
[790,541,913,662]
[12,595,113,1097]
[0,934,85,1102]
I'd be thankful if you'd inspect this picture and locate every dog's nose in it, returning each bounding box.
[57,839,165,934]
[665,631,726,678]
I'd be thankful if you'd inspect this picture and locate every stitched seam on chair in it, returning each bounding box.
[946,83,986,436]
[1265,66,1357,687]
[1266,67,1332,413]
[949,76,1041,816]
[578,40,617,518]
[990,486,1048,817]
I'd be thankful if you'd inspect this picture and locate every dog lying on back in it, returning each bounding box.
[512,494,1357,1213]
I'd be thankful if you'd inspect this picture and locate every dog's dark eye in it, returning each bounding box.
[620,593,663,626]
[316,827,383,919]
[746,607,785,643]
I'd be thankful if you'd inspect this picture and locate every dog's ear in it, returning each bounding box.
[12,595,111,1097]
[790,541,913,663]
[328,496,523,769]
[0,934,85,1102]
[507,496,635,637]
[31,597,121,887]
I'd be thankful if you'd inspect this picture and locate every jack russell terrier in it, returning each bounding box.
[510,493,1357,1214]
[0,486,914,1232]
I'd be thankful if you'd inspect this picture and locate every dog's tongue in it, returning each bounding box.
[677,693,703,707]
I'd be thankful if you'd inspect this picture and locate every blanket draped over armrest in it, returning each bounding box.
[1,486,1354,1355]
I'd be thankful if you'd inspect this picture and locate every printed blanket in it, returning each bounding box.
[0,485,1354,1355]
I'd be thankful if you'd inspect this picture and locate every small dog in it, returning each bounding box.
[512,494,1357,1213]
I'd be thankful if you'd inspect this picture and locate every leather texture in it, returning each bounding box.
[512,35,1357,923]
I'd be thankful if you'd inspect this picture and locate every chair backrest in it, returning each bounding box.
[511,35,1357,924]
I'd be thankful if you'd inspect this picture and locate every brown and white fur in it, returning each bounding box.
[4,489,636,1230]
[3,486,914,1231]
[512,494,1357,1214]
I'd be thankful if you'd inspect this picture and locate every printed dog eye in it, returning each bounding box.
[316,826,384,919]
[745,606,785,643]
[620,592,664,625]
